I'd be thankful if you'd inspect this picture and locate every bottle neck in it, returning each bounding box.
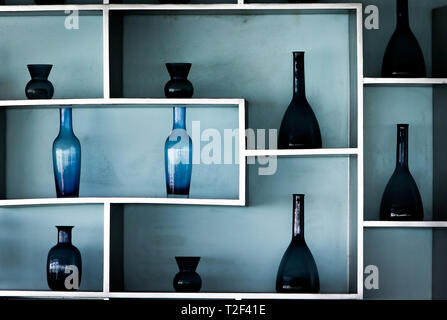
[173,107,186,130]
[57,227,72,244]
[293,52,306,98]
[292,195,305,239]
[396,0,410,29]
[396,125,409,168]
[59,108,73,133]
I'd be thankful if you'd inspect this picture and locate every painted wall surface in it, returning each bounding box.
[122,157,351,293]
[0,15,102,100]
[122,14,351,149]
[364,228,432,300]
[117,13,353,293]
[0,204,104,291]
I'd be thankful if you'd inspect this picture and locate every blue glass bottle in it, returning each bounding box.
[52,108,81,197]
[164,107,192,197]
[47,226,82,291]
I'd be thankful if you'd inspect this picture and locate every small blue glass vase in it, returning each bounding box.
[47,226,82,291]
[52,108,81,198]
[164,107,193,198]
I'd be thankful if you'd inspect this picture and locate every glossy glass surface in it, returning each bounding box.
[25,64,54,100]
[164,63,194,98]
[165,107,193,198]
[47,226,82,291]
[278,52,322,149]
[52,108,81,198]
[173,256,202,292]
[382,0,426,77]
[380,124,424,221]
[276,194,320,293]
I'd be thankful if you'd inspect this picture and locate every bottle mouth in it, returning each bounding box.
[175,256,200,271]
[397,124,409,128]
[56,226,74,230]
[293,194,305,198]
[27,64,53,78]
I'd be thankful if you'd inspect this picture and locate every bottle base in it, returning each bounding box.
[167,194,190,199]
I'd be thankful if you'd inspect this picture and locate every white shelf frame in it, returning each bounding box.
[364,221,447,228]
[0,3,364,300]
[364,77,447,86]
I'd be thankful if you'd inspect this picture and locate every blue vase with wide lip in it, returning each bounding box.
[25,64,54,100]
[173,256,202,292]
[52,108,81,198]
[47,226,82,291]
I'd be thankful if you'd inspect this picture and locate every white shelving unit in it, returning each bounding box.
[0,2,364,300]
[364,221,447,228]
[364,77,447,86]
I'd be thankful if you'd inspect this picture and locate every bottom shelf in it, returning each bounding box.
[0,291,359,300]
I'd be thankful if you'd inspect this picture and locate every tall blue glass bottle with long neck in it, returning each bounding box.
[276,194,320,293]
[380,124,423,220]
[52,108,81,197]
[278,52,322,149]
[165,107,193,197]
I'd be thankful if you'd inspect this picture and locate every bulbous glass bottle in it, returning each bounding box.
[380,124,424,220]
[278,52,322,149]
[173,257,202,292]
[381,0,426,77]
[164,107,193,197]
[276,194,320,293]
[52,108,81,197]
[47,226,82,291]
[25,64,54,99]
[164,63,194,98]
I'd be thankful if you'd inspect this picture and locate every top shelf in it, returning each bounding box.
[364,78,447,86]
[0,3,361,14]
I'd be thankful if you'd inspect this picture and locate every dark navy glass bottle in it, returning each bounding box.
[276,194,320,293]
[381,0,426,77]
[173,257,202,292]
[52,108,81,198]
[165,107,193,197]
[380,124,424,220]
[47,226,82,291]
[278,52,322,149]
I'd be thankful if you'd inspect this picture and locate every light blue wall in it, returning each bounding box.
[364,228,432,300]
[122,157,351,293]
[117,13,354,293]
[329,0,447,77]
[0,204,104,291]
[0,15,103,100]
[122,13,351,149]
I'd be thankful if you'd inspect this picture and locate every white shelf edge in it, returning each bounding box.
[0,5,104,12]
[0,290,106,298]
[108,292,360,300]
[244,148,358,157]
[364,221,447,228]
[109,3,362,11]
[0,98,244,107]
[0,291,359,300]
[363,78,447,85]
[0,198,244,207]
